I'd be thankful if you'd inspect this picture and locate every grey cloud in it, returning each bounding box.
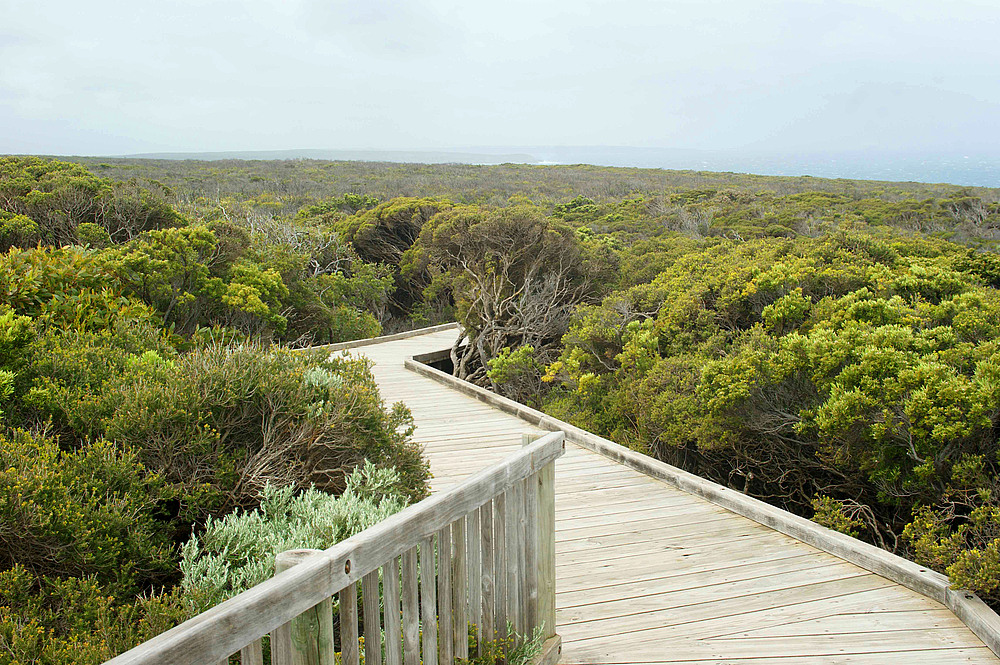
[0,0,997,157]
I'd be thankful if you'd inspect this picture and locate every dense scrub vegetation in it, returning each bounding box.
[0,157,426,664]
[2,153,1000,660]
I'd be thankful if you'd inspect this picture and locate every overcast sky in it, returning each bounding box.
[1,0,998,156]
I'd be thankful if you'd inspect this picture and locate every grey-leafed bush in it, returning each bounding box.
[179,462,408,612]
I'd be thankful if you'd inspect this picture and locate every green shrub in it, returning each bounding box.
[180,462,408,612]
[22,318,176,438]
[0,210,39,250]
[28,340,426,523]
[0,565,188,665]
[75,222,112,249]
[487,345,546,406]
[0,155,181,251]
[0,246,158,332]
[810,495,864,538]
[463,623,545,665]
[0,428,173,598]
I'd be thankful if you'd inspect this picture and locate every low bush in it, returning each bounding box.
[0,565,188,665]
[180,462,409,612]
[0,428,173,597]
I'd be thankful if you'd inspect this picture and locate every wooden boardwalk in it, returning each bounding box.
[346,328,1000,665]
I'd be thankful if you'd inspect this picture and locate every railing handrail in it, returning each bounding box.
[106,430,565,665]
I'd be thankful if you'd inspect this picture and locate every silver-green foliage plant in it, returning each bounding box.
[179,461,408,612]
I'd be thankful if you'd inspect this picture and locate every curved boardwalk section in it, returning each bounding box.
[342,327,1000,665]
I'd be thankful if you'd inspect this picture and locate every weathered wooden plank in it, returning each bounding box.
[452,517,469,660]
[552,483,695,506]
[361,570,382,665]
[648,586,958,646]
[383,557,402,665]
[537,454,557,642]
[558,555,835,608]
[401,547,419,665]
[524,472,540,633]
[437,525,454,664]
[493,492,507,645]
[515,479,529,632]
[731,608,960,638]
[553,495,704,521]
[555,507,734,539]
[558,574,893,642]
[419,537,438,665]
[583,629,988,662]
[480,500,495,646]
[564,649,999,665]
[555,531,797,573]
[467,507,482,654]
[554,501,724,531]
[339,583,359,665]
[505,485,523,638]
[239,640,262,665]
[555,513,754,553]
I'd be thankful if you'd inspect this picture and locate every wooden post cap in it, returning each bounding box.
[275,549,324,574]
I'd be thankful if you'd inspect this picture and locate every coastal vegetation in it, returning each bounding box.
[2,154,999,661]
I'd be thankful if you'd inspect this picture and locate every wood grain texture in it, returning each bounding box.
[467,507,483,653]
[419,537,438,665]
[437,525,454,665]
[537,462,556,641]
[273,550,334,665]
[239,640,263,665]
[382,557,402,665]
[361,570,382,665]
[451,518,469,660]
[524,472,540,633]
[400,548,419,665]
[338,583,359,665]
[480,500,495,646]
[493,492,507,645]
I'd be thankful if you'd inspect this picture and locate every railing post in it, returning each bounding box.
[536,437,558,641]
[273,550,335,665]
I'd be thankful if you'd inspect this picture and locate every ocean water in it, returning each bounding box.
[682,153,1000,189]
[505,147,1000,189]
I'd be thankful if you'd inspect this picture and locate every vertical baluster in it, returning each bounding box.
[362,570,382,665]
[468,507,482,654]
[506,485,523,640]
[524,472,540,631]
[340,583,360,665]
[452,517,469,659]
[480,500,495,648]
[240,640,263,665]
[493,492,507,644]
[437,524,454,664]
[401,547,420,665]
[383,557,402,665]
[518,479,530,633]
[420,536,439,665]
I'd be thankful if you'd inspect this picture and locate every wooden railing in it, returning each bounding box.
[105,431,565,665]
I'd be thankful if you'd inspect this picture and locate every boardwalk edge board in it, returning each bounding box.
[401,336,1000,658]
[313,322,461,353]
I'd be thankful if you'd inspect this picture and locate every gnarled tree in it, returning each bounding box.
[412,204,592,386]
